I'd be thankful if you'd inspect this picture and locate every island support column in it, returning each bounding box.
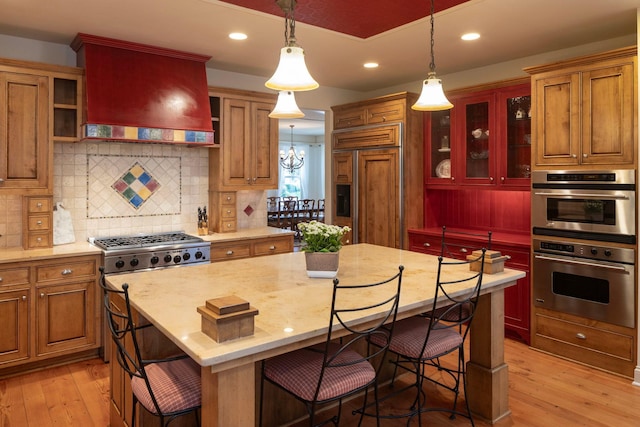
[467,288,511,423]
[201,363,255,427]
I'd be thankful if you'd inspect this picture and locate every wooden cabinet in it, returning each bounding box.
[533,306,635,377]
[0,58,83,195]
[22,195,53,249]
[210,191,237,233]
[208,87,279,191]
[526,46,637,169]
[425,79,531,189]
[210,234,293,262]
[408,228,531,344]
[331,92,424,249]
[0,254,101,373]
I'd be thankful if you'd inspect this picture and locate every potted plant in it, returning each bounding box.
[297,221,350,278]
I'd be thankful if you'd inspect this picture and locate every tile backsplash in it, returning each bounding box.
[0,141,269,249]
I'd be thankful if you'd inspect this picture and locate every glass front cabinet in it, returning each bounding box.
[425,81,531,189]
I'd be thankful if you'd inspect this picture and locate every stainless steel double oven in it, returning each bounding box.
[531,170,636,328]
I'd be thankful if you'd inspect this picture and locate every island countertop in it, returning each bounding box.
[105,243,525,369]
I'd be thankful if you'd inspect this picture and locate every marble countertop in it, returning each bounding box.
[0,227,293,264]
[0,241,102,264]
[105,243,525,370]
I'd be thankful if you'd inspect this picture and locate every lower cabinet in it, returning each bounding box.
[210,234,294,262]
[0,254,101,373]
[408,229,531,344]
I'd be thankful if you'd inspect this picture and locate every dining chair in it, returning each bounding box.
[99,267,201,427]
[259,266,405,427]
[267,196,280,227]
[367,249,486,426]
[298,198,315,222]
[278,199,298,231]
[313,198,325,223]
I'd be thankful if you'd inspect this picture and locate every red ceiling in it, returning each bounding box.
[221,0,470,39]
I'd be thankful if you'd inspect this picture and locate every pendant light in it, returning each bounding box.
[269,91,305,118]
[280,124,305,173]
[265,0,319,91]
[412,0,453,111]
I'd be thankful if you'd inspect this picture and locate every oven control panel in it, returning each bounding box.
[104,244,211,274]
[533,239,634,264]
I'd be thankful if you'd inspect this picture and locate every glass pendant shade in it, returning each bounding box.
[266,46,319,91]
[412,73,454,111]
[269,91,305,118]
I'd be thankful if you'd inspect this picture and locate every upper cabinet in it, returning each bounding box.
[208,87,279,191]
[425,79,531,189]
[333,97,405,130]
[0,58,83,194]
[526,46,637,169]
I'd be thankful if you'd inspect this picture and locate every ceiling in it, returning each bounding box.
[0,0,638,136]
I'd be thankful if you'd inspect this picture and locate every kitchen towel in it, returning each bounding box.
[53,202,76,245]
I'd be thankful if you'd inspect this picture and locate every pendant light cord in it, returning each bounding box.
[281,0,297,47]
[429,0,436,74]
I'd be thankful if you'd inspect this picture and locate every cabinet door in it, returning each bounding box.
[36,281,97,356]
[425,110,453,185]
[222,98,252,187]
[0,72,50,192]
[581,63,635,165]
[333,152,353,184]
[533,73,581,166]
[250,101,279,187]
[457,93,497,185]
[357,149,399,248]
[498,84,531,187]
[0,289,30,365]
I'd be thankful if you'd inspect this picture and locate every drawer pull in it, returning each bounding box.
[36,202,43,208]
[61,269,73,275]
[576,333,587,340]
[0,277,3,282]
[40,293,45,298]
[36,237,42,242]
[269,245,276,250]
[423,243,431,247]
[36,220,43,225]
[226,250,234,255]
[22,295,27,301]
[460,248,468,253]
[227,210,232,214]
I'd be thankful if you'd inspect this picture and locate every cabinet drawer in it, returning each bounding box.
[220,220,237,232]
[28,214,52,231]
[27,197,52,213]
[333,107,366,129]
[220,192,236,206]
[26,233,51,249]
[408,234,442,255]
[210,243,251,261]
[253,237,293,256]
[220,206,236,219]
[535,312,633,360]
[0,267,30,287]
[36,258,97,284]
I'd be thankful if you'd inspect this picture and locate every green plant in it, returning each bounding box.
[297,221,350,252]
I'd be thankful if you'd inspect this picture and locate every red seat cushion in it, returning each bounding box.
[264,343,375,402]
[131,357,201,415]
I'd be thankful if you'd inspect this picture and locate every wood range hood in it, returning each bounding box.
[70,33,214,145]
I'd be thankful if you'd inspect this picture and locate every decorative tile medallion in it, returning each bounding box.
[112,162,161,209]
[243,205,254,216]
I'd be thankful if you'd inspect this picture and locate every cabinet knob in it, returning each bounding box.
[226,210,232,214]
[423,242,431,247]
[269,245,276,250]
[36,202,42,208]
[576,332,586,340]
[571,154,577,158]
[252,177,257,182]
[451,176,455,181]
[0,277,3,282]
[460,248,468,253]
[226,250,234,255]
[583,154,588,158]
[500,176,505,182]
[40,292,45,298]
[22,295,27,301]
[36,237,42,242]
[36,221,43,225]
[490,177,494,182]
[0,178,4,183]
[61,269,73,275]
[246,178,251,183]
[226,196,232,201]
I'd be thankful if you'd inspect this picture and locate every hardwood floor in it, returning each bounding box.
[1,339,639,426]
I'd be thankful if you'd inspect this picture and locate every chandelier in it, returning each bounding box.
[280,124,305,173]
[412,0,453,111]
[265,0,319,91]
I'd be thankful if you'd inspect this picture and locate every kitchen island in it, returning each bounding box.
[105,243,525,426]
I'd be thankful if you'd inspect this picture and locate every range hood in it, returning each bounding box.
[71,33,214,145]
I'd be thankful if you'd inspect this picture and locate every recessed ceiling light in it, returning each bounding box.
[461,33,480,41]
[229,32,248,40]
[363,62,379,69]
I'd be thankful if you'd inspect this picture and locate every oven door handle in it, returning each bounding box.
[533,192,629,200]
[534,254,629,272]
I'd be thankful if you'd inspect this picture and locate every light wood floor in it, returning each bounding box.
[1,339,640,426]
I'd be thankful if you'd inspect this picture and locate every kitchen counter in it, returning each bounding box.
[105,243,525,425]
[200,226,294,243]
[0,241,102,264]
